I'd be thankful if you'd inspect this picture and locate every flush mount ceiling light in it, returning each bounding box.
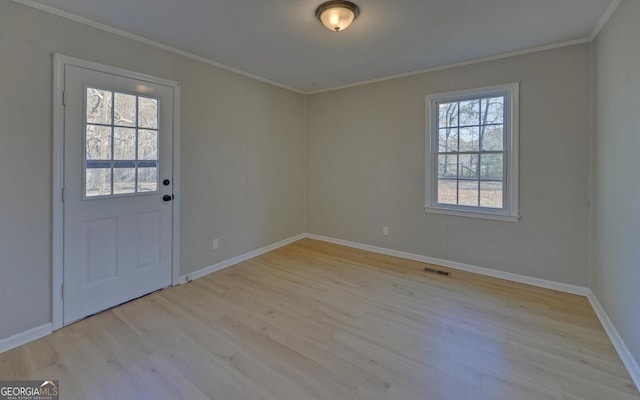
[316,1,360,32]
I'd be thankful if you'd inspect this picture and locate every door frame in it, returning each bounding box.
[52,54,181,330]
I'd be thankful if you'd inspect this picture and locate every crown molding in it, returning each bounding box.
[11,0,619,95]
[10,0,304,94]
[589,0,623,41]
[307,38,591,94]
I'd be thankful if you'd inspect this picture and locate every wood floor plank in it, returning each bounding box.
[1,238,638,399]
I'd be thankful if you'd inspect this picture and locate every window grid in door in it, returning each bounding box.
[84,87,159,198]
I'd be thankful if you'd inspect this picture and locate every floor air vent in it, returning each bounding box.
[424,267,451,277]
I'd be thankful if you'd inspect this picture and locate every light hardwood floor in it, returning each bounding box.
[1,239,638,399]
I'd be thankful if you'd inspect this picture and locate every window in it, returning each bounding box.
[425,83,519,222]
[84,87,160,198]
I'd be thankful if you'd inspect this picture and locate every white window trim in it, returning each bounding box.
[425,82,520,222]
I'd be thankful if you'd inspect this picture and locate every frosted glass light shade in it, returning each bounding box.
[316,1,359,32]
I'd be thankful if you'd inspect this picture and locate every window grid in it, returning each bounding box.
[84,88,159,198]
[435,95,506,209]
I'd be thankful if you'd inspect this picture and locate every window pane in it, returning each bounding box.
[437,179,457,205]
[480,181,503,208]
[481,97,504,125]
[459,154,479,179]
[481,125,503,151]
[459,127,480,151]
[139,97,158,129]
[438,128,458,152]
[86,125,112,160]
[86,168,111,197]
[458,180,479,207]
[137,167,157,192]
[138,130,158,160]
[113,168,136,194]
[114,93,136,127]
[459,99,479,126]
[438,102,458,128]
[86,88,112,125]
[114,127,136,160]
[480,154,503,180]
[438,154,457,178]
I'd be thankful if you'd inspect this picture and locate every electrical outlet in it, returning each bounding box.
[212,239,219,250]
[383,226,389,236]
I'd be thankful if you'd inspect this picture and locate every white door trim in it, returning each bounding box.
[52,54,181,330]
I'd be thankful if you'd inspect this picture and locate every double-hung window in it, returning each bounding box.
[425,83,519,222]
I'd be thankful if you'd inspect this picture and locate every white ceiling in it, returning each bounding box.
[24,0,616,92]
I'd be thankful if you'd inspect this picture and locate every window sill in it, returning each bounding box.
[424,205,520,223]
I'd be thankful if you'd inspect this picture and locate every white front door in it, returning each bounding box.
[63,64,175,325]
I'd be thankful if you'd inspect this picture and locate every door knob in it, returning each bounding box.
[162,194,173,202]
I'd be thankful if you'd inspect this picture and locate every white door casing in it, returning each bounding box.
[52,55,181,328]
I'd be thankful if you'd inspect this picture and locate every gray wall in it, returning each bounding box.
[0,0,305,340]
[5,0,634,359]
[307,45,591,285]
[592,0,640,367]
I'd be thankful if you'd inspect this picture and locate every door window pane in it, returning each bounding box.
[139,97,158,129]
[138,130,158,160]
[86,88,112,125]
[114,93,136,127]
[86,168,112,197]
[86,125,112,160]
[113,168,136,195]
[138,167,158,192]
[114,127,136,160]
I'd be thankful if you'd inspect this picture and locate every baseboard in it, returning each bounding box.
[305,233,590,296]
[0,235,306,354]
[178,233,306,283]
[587,293,640,390]
[0,323,52,354]
[4,232,637,393]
